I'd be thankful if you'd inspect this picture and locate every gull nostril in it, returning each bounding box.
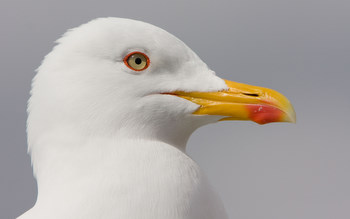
[242,93,259,97]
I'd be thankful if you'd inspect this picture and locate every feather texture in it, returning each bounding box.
[20,18,228,219]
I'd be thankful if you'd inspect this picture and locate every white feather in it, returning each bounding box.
[20,17,228,219]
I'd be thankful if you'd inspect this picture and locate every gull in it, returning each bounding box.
[18,17,295,219]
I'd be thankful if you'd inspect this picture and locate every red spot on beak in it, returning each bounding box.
[246,105,284,125]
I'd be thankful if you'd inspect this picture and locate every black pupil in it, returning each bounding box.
[135,57,142,65]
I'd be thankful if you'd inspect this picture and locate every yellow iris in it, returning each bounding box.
[126,52,148,71]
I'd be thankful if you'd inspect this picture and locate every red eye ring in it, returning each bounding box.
[123,51,150,71]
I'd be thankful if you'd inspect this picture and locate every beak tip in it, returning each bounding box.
[283,106,297,124]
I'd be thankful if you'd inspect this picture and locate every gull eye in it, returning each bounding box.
[124,52,150,71]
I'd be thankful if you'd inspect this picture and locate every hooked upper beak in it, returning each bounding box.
[171,79,296,125]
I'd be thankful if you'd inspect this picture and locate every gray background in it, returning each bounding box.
[1,0,349,218]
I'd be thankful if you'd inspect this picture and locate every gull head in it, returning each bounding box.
[27,17,295,150]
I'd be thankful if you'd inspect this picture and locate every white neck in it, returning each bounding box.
[25,107,225,219]
[28,129,211,219]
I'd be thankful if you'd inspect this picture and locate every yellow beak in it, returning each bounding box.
[173,79,296,125]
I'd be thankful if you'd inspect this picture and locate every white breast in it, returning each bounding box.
[18,137,227,219]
